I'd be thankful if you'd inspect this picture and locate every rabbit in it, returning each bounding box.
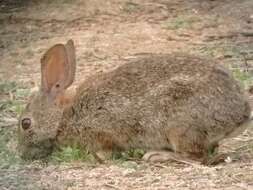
[18,39,252,164]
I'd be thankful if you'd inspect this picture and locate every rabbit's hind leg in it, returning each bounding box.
[142,150,201,165]
[149,125,212,165]
[167,128,229,165]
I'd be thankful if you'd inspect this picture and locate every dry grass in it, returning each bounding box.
[0,0,253,189]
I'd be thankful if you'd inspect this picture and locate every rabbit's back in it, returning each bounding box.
[63,54,251,152]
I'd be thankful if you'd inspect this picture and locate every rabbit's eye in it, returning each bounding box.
[21,118,31,130]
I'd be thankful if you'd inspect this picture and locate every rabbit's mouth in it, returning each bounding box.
[19,139,55,160]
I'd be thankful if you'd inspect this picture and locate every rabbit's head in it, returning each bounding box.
[18,40,76,159]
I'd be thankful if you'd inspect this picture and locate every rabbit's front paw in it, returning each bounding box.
[92,150,113,163]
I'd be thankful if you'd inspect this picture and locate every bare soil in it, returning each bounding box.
[0,0,253,189]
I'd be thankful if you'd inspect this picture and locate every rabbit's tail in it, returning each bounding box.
[227,112,253,138]
[242,111,253,128]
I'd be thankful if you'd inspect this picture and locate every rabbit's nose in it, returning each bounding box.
[21,118,31,130]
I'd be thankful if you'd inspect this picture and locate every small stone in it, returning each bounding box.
[121,161,138,170]
[122,168,136,176]
[224,156,232,163]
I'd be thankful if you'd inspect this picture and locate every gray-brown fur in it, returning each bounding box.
[18,40,251,163]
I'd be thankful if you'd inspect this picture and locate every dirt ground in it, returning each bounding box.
[0,0,253,189]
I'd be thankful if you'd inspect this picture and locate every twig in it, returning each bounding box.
[152,163,168,169]
[240,32,253,37]
[104,183,121,190]
[59,165,84,172]
[150,157,201,168]
[168,158,201,167]
[204,33,238,41]
[241,53,249,72]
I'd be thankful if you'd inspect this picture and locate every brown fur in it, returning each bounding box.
[18,41,251,163]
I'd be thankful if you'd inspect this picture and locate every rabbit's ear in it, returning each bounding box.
[40,40,76,100]
[64,39,76,88]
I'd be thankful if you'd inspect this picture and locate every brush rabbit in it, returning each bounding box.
[18,39,252,164]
